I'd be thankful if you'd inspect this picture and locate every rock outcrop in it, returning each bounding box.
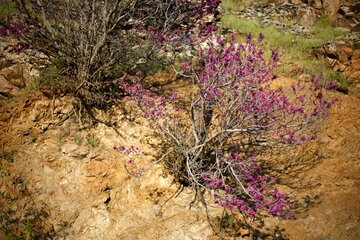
[0,63,30,97]
[314,38,360,80]
[0,37,48,98]
[232,2,317,35]
[0,91,220,239]
[237,0,360,31]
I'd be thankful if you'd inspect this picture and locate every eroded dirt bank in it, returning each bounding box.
[0,82,359,239]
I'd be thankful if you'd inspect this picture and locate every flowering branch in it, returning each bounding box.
[119,33,335,220]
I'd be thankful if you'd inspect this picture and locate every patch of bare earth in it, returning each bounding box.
[276,83,360,240]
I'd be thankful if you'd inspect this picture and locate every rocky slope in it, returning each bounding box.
[234,0,360,31]
[0,76,359,240]
[0,90,220,239]
[1,1,360,238]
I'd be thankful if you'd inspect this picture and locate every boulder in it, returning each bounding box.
[299,8,318,26]
[0,75,19,97]
[335,1,360,31]
[338,46,353,62]
[352,49,360,60]
[323,0,341,21]
[316,39,360,78]
[0,58,10,69]
[309,0,324,9]
[351,58,360,70]
[302,0,341,22]
[0,64,29,88]
[351,2,360,14]
[333,62,347,72]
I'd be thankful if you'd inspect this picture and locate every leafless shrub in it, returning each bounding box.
[14,0,220,109]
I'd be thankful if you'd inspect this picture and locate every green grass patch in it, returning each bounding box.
[86,133,100,148]
[221,14,351,51]
[310,16,349,42]
[221,13,355,85]
[74,136,84,146]
[0,1,16,17]
[221,0,246,11]
[221,0,266,12]
[25,77,41,90]
[222,16,298,49]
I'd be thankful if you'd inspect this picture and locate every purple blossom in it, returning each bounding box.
[247,208,256,216]
[327,80,338,90]
[120,33,335,221]
[258,33,265,42]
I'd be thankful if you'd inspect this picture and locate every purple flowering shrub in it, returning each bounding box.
[118,33,335,219]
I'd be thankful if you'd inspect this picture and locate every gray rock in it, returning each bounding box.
[233,2,314,35]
